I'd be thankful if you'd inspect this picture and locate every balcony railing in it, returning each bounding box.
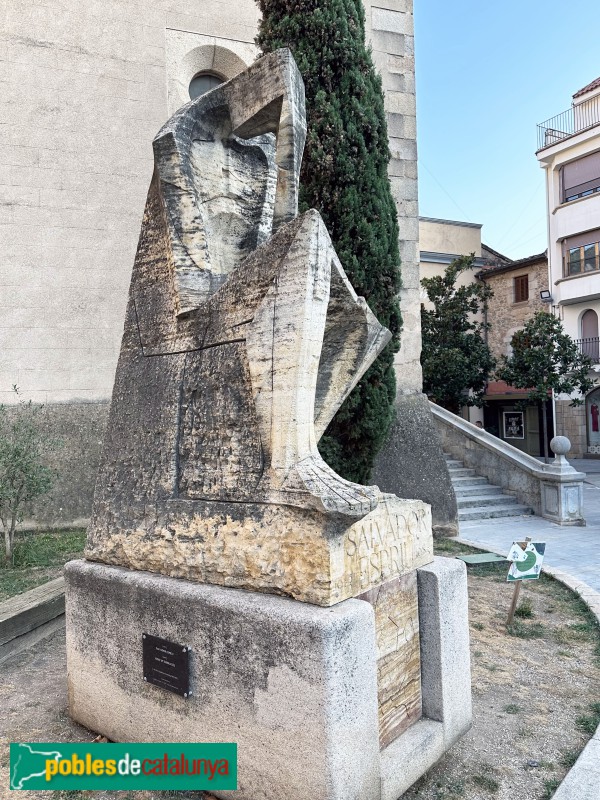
[576,337,600,363]
[537,95,600,151]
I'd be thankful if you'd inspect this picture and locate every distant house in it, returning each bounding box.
[536,76,600,457]
[477,252,552,456]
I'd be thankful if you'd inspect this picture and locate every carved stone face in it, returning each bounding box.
[190,107,276,282]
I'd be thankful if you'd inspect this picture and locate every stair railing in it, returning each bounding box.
[431,402,586,526]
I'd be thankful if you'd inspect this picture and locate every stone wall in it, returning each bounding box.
[555,399,586,458]
[481,256,548,362]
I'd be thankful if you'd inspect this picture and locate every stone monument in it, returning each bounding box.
[66,49,472,800]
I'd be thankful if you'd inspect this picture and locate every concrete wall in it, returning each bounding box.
[0,0,421,525]
[420,217,482,259]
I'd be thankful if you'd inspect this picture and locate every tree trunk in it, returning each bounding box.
[542,401,549,464]
[4,527,12,564]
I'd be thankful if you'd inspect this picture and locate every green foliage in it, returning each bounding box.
[12,528,86,569]
[496,311,594,406]
[256,0,401,483]
[541,779,560,799]
[472,773,500,792]
[506,620,546,639]
[0,389,55,563]
[515,597,534,618]
[560,749,579,769]
[497,311,593,459]
[576,702,600,735]
[421,255,496,413]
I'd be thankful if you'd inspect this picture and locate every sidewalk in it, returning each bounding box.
[458,458,600,593]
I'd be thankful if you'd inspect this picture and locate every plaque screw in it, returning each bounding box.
[182,648,187,653]
[144,677,147,681]
[143,635,146,639]
[184,692,188,698]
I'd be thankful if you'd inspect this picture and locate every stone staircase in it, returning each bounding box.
[445,453,534,521]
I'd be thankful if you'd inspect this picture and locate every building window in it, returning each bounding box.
[564,233,600,276]
[513,275,529,303]
[561,151,600,202]
[189,72,224,100]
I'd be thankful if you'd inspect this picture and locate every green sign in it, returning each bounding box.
[10,742,237,791]
[507,541,546,582]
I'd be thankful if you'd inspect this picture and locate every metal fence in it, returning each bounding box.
[576,337,600,363]
[537,95,600,151]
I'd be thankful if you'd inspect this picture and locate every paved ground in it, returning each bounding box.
[460,458,600,592]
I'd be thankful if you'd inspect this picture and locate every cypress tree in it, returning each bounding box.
[256,0,402,484]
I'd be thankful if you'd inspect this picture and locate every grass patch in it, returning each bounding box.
[503,703,519,714]
[433,538,480,556]
[541,778,560,799]
[472,621,484,630]
[507,620,545,639]
[575,702,600,735]
[472,773,500,792]
[560,748,579,769]
[0,528,85,600]
[515,597,534,618]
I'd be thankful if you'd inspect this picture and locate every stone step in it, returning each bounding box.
[450,476,489,487]
[458,504,533,521]
[448,467,476,478]
[454,484,505,497]
[456,494,516,509]
[445,459,464,469]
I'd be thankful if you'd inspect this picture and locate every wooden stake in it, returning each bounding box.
[507,537,532,626]
[507,580,522,626]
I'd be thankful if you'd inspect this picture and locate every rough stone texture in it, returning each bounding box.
[79,51,435,756]
[359,572,422,747]
[86,51,433,611]
[65,560,381,800]
[480,255,549,363]
[380,557,472,800]
[65,556,473,800]
[373,393,458,537]
[87,493,432,606]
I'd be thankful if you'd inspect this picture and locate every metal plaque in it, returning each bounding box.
[142,633,190,698]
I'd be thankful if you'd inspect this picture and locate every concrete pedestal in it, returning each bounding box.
[65,557,471,800]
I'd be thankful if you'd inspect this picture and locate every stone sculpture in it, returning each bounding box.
[85,48,432,607]
[67,49,471,800]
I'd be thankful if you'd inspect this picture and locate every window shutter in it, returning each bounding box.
[562,152,600,200]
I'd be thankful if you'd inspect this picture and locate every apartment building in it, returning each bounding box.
[536,77,600,456]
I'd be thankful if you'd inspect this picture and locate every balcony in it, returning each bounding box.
[576,337,600,363]
[537,95,600,151]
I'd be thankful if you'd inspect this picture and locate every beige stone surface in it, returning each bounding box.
[86,51,433,610]
[0,0,419,406]
[482,255,549,362]
[359,572,422,747]
[86,494,432,607]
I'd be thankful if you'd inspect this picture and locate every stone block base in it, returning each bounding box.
[65,557,471,800]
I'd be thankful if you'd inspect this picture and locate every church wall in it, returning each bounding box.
[0,0,419,525]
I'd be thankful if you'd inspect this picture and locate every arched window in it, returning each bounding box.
[189,72,225,101]
[581,309,599,362]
